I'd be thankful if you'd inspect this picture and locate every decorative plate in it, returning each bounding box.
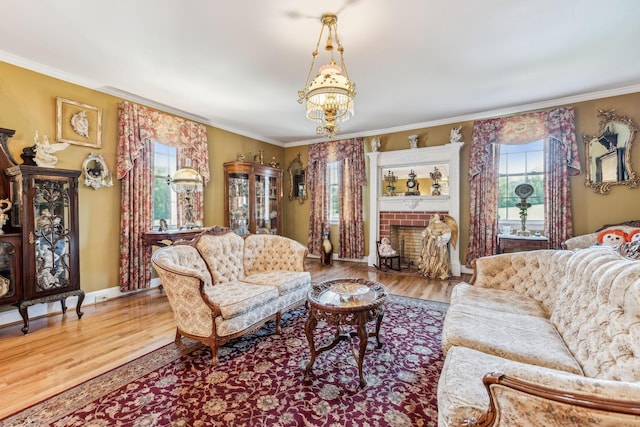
[70,110,90,137]
[514,183,534,198]
[330,282,369,296]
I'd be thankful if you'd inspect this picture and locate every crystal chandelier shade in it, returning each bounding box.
[298,13,356,139]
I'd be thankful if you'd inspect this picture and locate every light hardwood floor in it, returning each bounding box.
[0,259,461,420]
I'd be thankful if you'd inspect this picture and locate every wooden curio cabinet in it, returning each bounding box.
[6,165,84,333]
[223,161,282,236]
[0,128,84,334]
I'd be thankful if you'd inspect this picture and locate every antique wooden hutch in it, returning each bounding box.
[0,128,83,334]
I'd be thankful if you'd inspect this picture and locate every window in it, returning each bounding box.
[498,139,544,225]
[328,162,340,224]
[153,142,178,228]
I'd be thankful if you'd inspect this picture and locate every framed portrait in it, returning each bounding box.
[56,97,102,148]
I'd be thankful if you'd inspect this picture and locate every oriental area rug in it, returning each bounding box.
[4,296,448,427]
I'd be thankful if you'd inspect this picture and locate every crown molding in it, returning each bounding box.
[2,49,638,149]
[284,84,640,147]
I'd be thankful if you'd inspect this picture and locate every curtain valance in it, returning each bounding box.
[469,107,581,179]
[308,138,366,186]
[116,101,210,184]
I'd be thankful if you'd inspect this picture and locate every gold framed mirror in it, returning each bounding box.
[584,109,639,194]
[287,152,307,203]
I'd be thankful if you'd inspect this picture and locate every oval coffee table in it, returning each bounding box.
[304,278,388,388]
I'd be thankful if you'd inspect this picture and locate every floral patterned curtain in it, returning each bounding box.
[307,138,366,259]
[467,118,503,266]
[544,107,581,248]
[116,101,210,291]
[466,107,580,266]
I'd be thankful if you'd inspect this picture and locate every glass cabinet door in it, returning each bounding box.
[33,178,72,292]
[267,176,278,234]
[0,238,19,303]
[254,173,267,233]
[227,172,250,235]
[254,174,278,235]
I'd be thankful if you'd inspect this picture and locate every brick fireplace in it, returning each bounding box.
[380,211,447,268]
[367,142,463,276]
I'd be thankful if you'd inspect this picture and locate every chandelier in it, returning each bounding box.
[297,13,356,139]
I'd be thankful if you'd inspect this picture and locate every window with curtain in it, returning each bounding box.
[116,101,210,292]
[498,139,545,228]
[467,107,580,266]
[307,138,365,260]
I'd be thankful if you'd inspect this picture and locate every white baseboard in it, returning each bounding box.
[460,265,473,275]
[0,281,162,329]
[306,253,368,263]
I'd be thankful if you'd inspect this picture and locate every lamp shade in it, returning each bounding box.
[305,62,355,125]
[170,167,203,194]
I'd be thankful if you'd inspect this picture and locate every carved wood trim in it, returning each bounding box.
[463,372,640,426]
[596,219,640,232]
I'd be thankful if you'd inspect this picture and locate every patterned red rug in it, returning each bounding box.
[4,296,448,426]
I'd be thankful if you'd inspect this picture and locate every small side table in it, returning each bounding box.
[305,278,388,388]
[141,229,204,247]
[497,234,549,254]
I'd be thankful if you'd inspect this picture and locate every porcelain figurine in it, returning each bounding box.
[33,131,69,168]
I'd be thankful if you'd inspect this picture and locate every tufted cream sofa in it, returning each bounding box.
[151,226,310,364]
[437,245,640,426]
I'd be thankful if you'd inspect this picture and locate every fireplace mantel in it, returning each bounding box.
[367,142,463,275]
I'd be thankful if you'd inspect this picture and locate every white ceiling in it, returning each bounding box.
[2,0,640,146]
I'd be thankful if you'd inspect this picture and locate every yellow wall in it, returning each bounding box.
[0,61,283,293]
[283,93,640,265]
[3,60,640,292]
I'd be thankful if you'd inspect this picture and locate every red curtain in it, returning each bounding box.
[116,101,210,291]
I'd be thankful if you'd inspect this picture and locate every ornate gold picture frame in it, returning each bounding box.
[56,97,102,148]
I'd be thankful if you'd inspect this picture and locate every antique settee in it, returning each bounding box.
[151,226,310,364]
[437,244,640,426]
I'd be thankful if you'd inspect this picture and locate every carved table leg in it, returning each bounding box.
[60,298,67,313]
[304,310,318,377]
[373,311,385,349]
[356,313,369,388]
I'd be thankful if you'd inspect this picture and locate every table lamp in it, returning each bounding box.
[169,161,203,229]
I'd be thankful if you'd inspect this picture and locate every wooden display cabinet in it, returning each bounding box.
[6,165,84,333]
[223,161,282,236]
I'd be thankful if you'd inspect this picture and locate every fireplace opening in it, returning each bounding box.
[390,225,425,269]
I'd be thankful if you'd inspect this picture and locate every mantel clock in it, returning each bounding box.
[405,170,421,196]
